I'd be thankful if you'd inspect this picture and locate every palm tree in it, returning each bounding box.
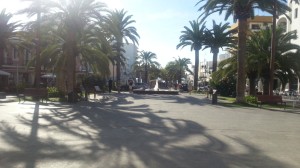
[197,0,291,103]
[177,20,206,90]
[0,9,21,67]
[43,0,106,93]
[18,0,49,88]
[172,57,193,83]
[136,51,160,83]
[203,20,236,73]
[103,9,140,92]
[246,28,300,95]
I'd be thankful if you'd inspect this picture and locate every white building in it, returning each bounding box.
[278,1,300,45]
[218,53,231,62]
[199,60,212,85]
[277,1,300,92]
[109,43,138,84]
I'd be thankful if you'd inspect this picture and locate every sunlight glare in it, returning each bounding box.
[101,0,123,9]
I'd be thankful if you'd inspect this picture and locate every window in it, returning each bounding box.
[251,24,260,30]
[295,8,298,18]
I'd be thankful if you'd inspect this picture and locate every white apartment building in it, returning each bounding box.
[109,43,138,84]
[278,1,300,45]
[277,1,300,92]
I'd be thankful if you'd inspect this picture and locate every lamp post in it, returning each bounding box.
[269,0,277,96]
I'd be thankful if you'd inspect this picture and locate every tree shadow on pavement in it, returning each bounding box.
[0,96,294,168]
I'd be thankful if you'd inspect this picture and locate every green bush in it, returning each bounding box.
[245,95,257,104]
[212,76,236,97]
[47,87,64,98]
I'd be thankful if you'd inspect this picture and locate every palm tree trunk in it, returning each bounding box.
[65,30,77,94]
[116,47,121,93]
[212,49,219,73]
[34,8,41,88]
[194,49,199,90]
[236,18,247,103]
[269,1,277,96]
[247,72,257,96]
[263,78,270,95]
[179,67,182,83]
[145,63,148,83]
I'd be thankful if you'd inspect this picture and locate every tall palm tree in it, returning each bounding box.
[103,9,139,92]
[177,20,206,90]
[0,9,21,67]
[18,0,49,88]
[203,20,236,73]
[43,0,106,93]
[136,51,160,83]
[197,0,291,103]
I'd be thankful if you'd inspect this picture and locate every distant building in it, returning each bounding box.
[0,46,35,90]
[230,16,273,35]
[109,43,138,85]
[218,53,231,62]
[199,60,212,85]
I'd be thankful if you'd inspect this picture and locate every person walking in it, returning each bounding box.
[128,80,133,93]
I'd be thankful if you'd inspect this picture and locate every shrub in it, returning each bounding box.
[245,95,257,104]
[212,76,236,97]
[47,87,64,98]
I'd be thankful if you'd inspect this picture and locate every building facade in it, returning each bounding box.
[230,16,273,35]
[0,47,35,91]
[108,43,138,85]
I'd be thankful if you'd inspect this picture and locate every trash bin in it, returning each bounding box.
[212,90,217,104]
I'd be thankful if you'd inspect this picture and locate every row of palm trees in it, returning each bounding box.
[216,28,300,96]
[177,20,236,92]
[177,0,299,103]
[1,0,140,94]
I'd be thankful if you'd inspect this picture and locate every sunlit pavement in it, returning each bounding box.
[0,93,300,168]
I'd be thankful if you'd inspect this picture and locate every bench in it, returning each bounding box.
[19,88,48,103]
[256,95,286,109]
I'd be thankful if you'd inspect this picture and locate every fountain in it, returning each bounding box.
[133,78,179,95]
[153,79,159,91]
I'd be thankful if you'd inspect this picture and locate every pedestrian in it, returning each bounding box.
[108,79,112,93]
[208,86,213,99]
[129,80,133,93]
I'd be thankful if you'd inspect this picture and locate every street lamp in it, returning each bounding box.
[269,0,277,96]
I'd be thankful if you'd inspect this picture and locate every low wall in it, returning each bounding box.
[132,90,179,95]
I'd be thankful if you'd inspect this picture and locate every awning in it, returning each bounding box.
[0,70,10,76]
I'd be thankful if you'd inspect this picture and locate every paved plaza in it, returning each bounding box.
[0,93,300,168]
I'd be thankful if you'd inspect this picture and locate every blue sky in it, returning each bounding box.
[3,0,237,67]
[108,0,233,67]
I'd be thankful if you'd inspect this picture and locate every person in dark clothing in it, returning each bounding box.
[108,79,113,93]
[128,80,133,93]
